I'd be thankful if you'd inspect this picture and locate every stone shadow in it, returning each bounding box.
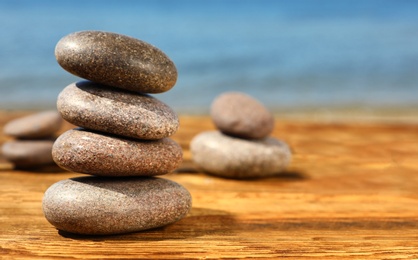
[58,207,237,241]
[174,158,308,181]
[174,166,308,181]
[263,170,309,181]
[20,164,68,173]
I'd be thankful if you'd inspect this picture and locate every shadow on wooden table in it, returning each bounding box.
[0,158,68,173]
[174,163,308,182]
[57,207,237,241]
[20,164,68,173]
[264,171,308,181]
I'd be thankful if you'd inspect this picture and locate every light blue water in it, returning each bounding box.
[1,0,418,113]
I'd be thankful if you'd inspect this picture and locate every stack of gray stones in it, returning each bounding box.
[42,31,191,235]
[191,92,292,179]
[2,111,62,169]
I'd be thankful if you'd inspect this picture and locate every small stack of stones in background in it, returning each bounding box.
[191,92,292,179]
[1,111,62,169]
[42,31,192,235]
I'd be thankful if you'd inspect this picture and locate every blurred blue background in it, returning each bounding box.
[1,0,418,114]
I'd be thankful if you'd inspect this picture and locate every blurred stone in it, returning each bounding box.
[3,110,62,139]
[211,92,274,139]
[191,131,291,179]
[1,140,54,168]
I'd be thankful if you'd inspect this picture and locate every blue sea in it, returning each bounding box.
[1,0,418,114]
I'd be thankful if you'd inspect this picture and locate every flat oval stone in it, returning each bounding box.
[1,140,54,168]
[191,131,291,179]
[57,81,179,140]
[210,92,274,139]
[42,176,192,235]
[55,30,177,93]
[52,128,182,176]
[3,110,62,139]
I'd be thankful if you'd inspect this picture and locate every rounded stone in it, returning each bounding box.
[57,81,179,140]
[190,131,291,179]
[3,110,62,139]
[42,176,192,235]
[1,140,54,168]
[210,92,274,139]
[52,128,183,176]
[55,30,177,93]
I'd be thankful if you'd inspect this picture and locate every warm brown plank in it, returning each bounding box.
[1,113,418,259]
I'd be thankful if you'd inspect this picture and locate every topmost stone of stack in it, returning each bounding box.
[55,31,177,94]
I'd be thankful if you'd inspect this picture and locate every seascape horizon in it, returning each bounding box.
[1,0,418,117]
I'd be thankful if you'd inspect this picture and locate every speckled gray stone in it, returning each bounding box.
[1,140,54,168]
[57,81,179,140]
[55,30,177,93]
[3,110,62,139]
[191,131,291,179]
[42,176,192,235]
[52,128,182,176]
[210,92,274,139]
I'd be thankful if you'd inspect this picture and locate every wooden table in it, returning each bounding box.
[1,114,418,259]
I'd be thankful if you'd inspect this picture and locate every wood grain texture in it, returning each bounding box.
[1,112,418,259]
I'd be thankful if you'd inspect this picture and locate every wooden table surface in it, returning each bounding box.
[1,113,418,259]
